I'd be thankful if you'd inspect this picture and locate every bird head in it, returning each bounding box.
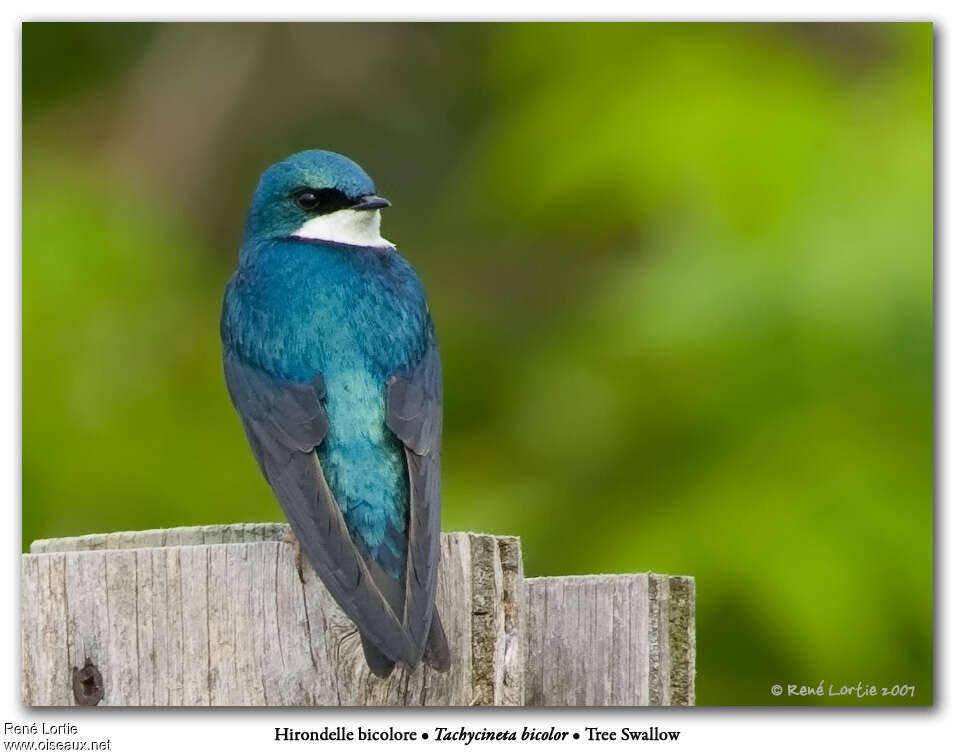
[243,150,392,248]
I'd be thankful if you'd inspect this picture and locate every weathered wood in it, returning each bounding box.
[29,522,291,553]
[523,574,695,706]
[22,524,694,707]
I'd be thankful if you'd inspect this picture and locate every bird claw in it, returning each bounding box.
[281,527,306,583]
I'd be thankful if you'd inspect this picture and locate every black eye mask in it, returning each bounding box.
[291,187,354,215]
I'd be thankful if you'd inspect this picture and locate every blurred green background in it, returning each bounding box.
[22,22,933,705]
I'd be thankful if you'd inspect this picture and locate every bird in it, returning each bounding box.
[220,149,450,677]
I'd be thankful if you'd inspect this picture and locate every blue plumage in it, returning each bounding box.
[223,238,428,576]
[221,150,449,676]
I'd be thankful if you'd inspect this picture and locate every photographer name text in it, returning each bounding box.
[771,682,916,698]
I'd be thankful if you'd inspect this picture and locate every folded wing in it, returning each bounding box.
[386,327,449,669]
[223,349,417,666]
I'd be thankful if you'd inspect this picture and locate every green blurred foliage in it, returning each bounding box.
[22,22,932,705]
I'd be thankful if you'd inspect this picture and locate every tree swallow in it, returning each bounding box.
[220,149,450,677]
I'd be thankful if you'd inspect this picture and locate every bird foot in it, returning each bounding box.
[281,527,306,584]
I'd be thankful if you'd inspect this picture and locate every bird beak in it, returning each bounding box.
[352,194,391,210]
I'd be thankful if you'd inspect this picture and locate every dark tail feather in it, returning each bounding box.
[362,610,448,676]
[423,609,451,671]
[361,633,397,678]
[359,558,447,676]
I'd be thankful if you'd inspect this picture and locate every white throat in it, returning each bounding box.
[291,208,393,248]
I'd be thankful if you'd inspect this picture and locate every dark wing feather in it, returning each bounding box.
[386,333,444,665]
[223,349,416,665]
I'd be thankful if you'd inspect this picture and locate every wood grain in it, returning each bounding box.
[22,524,693,707]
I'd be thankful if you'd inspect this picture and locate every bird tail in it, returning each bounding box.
[360,633,397,678]
[423,609,451,671]
[359,558,450,677]
[360,609,450,677]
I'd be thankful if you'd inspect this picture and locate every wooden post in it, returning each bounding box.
[22,524,694,707]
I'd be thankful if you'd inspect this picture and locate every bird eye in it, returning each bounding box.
[292,189,321,211]
[291,187,352,215]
